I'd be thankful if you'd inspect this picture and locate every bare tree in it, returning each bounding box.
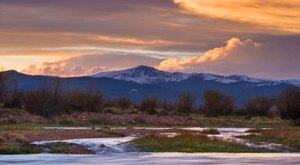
[245,96,273,117]
[278,87,300,120]
[139,96,160,114]
[202,89,235,117]
[110,97,132,109]
[23,78,67,117]
[176,92,195,115]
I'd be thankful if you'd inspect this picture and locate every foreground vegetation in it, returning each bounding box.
[237,128,300,149]
[44,142,95,154]
[0,145,41,154]
[131,133,270,153]
[0,142,94,154]
[191,114,292,128]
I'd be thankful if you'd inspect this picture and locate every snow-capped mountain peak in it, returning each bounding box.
[92,65,191,84]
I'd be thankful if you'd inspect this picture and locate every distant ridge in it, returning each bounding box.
[92,65,191,84]
[92,65,300,87]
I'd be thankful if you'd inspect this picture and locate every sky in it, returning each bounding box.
[0,0,300,79]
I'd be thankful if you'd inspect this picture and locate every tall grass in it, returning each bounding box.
[131,133,267,152]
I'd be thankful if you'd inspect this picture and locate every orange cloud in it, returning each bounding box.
[157,38,254,71]
[174,0,300,33]
[157,37,300,79]
[93,35,186,46]
[22,62,112,77]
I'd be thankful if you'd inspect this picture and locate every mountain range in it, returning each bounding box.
[3,65,300,105]
[93,65,300,86]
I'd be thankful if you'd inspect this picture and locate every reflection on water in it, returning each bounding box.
[1,153,300,165]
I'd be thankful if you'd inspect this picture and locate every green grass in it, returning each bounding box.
[237,128,300,149]
[0,145,42,154]
[131,133,269,152]
[190,114,291,128]
[45,142,95,154]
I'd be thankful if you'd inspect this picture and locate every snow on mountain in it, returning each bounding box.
[196,73,238,83]
[193,73,281,86]
[282,80,300,87]
[92,65,300,87]
[92,65,191,84]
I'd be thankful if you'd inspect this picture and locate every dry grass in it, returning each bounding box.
[238,128,300,149]
[191,114,291,128]
[0,133,29,145]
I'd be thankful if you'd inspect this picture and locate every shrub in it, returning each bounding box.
[139,96,160,114]
[176,92,195,114]
[160,99,175,112]
[110,97,132,109]
[232,108,248,116]
[278,87,300,120]
[23,90,54,117]
[3,91,23,109]
[202,89,235,117]
[83,88,103,113]
[66,88,103,113]
[66,89,87,112]
[245,96,273,117]
[23,90,66,117]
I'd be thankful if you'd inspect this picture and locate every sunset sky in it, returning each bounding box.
[0,0,300,79]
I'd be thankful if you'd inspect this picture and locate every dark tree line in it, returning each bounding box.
[1,70,300,120]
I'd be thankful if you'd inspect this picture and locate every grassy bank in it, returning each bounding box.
[237,128,300,149]
[130,133,270,152]
[0,145,42,154]
[44,142,95,154]
[191,114,291,128]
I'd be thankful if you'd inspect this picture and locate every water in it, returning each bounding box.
[32,137,136,153]
[1,153,300,165]
[40,127,296,151]
[1,127,299,164]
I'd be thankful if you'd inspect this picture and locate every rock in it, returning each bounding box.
[99,144,106,148]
